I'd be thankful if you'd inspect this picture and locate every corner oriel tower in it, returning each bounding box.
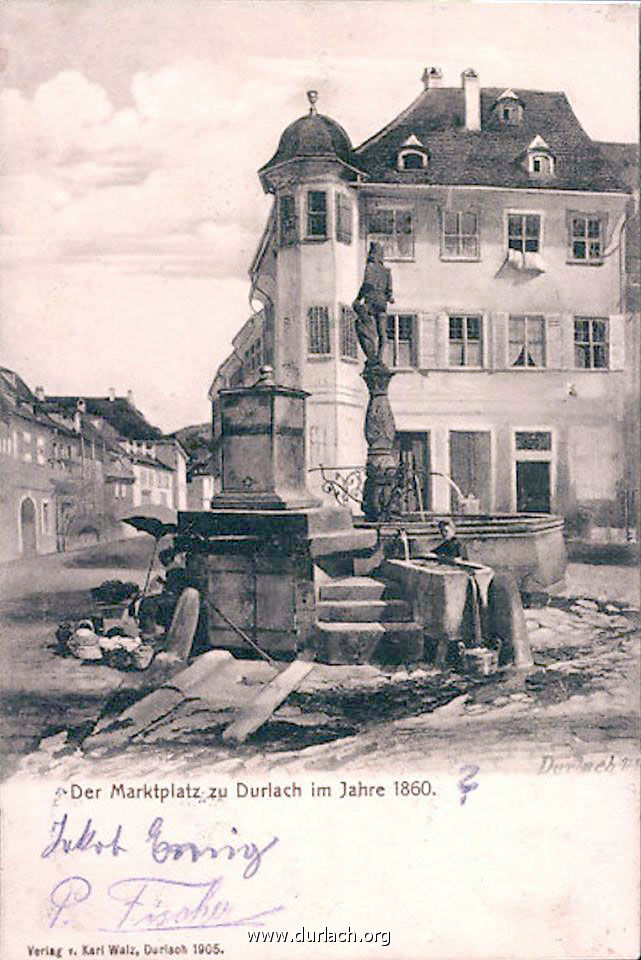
[257,92,367,496]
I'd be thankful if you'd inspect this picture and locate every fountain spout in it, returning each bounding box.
[429,472,479,513]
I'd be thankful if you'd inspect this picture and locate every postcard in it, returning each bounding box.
[0,2,639,958]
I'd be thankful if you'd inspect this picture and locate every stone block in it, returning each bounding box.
[255,574,296,631]
[207,572,254,630]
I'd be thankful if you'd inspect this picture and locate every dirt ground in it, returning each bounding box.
[0,537,639,781]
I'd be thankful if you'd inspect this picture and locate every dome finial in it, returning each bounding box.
[307,90,318,115]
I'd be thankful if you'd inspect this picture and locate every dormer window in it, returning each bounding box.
[524,136,555,178]
[494,89,524,127]
[397,135,429,171]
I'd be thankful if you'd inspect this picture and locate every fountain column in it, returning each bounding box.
[361,360,398,522]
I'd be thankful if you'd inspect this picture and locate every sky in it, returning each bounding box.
[0,0,638,433]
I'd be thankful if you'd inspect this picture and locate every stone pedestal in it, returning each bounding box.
[212,369,319,511]
[361,360,398,522]
[179,507,376,655]
[179,369,377,658]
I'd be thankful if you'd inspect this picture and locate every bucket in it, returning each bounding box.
[462,646,499,677]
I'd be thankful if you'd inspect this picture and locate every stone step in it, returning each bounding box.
[314,620,423,666]
[318,576,397,602]
[317,599,413,623]
[309,529,378,559]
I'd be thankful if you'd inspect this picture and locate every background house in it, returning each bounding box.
[0,368,125,560]
[45,390,182,518]
[210,68,639,538]
[0,377,190,560]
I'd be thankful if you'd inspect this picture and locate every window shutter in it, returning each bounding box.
[609,315,625,370]
[545,314,563,369]
[436,206,445,258]
[435,312,449,368]
[481,314,489,368]
[417,314,438,369]
[491,313,508,370]
[562,314,576,369]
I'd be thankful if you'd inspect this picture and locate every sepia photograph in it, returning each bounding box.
[0,1,639,957]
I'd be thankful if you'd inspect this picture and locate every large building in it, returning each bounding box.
[210,68,638,534]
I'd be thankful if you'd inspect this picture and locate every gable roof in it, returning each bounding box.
[46,395,162,441]
[354,87,628,193]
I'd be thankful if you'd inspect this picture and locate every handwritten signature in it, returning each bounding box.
[41,814,278,880]
[48,874,284,933]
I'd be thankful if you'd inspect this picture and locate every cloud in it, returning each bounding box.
[0,58,275,278]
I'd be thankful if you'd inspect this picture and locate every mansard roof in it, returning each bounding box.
[354,87,628,193]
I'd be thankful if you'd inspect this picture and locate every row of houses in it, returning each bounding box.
[0,369,195,561]
[209,68,640,538]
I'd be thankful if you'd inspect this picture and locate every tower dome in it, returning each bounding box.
[259,91,358,191]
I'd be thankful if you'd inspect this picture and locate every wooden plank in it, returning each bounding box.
[222,659,315,744]
[85,651,238,751]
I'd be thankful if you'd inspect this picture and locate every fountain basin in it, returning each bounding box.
[359,514,567,592]
[382,557,494,665]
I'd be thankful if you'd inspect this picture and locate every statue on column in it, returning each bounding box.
[353,241,399,521]
[352,241,394,365]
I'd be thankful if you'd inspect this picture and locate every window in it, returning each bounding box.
[569,215,603,263]
[442,211,479,259]
[339,305,358,359]
[384,314,415,367]
[307,306,331,355]
[36,437,46,465]
[530,154,554,176]
[574,318,609,369]
[306,191,327,238]
[279,194,297,246]
[399,150,427,170]
[449,316,482,367]
[335,194,352,245]
[509,316,545,367]
[368,207,414,259]
[499,103,523,126]
[516,431,551,451]
[508,214,540,253]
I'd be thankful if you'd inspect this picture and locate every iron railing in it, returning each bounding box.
[309,464,481,516]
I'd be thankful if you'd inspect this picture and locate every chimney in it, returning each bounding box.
[34,386,45,402]
[421,67,443,91]
[461,68,480,131]
[126,389,135,406]
[108,387,116,402]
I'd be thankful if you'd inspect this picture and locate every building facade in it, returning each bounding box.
[46,391,184,519]
[0,368,129,561]
[210,69,638,532]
